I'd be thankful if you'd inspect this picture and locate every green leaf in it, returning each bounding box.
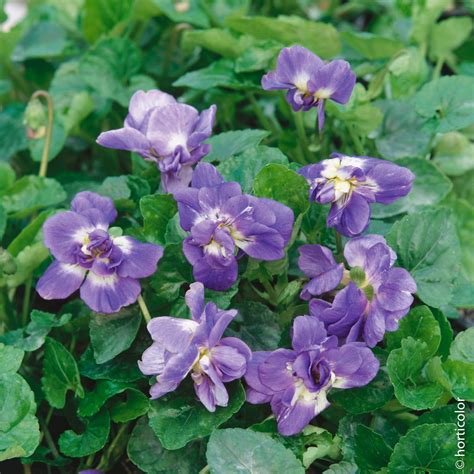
[173,59,252,91]
[0,176,66,218]
[409,0,450,45]
[79,346,143,383]
[83,0,134,43]
[0,162,15,190]
[78,380,133,417]
[204,129,270,163]
[206,428,305,474]
[225,15,340,59]
[28,120,66,163]
[450,327,474,363]
[431,308,453,360]
[329,368,394,415]
[0,105,28,161]
[433,132,474,177]
[324,461,358,474]
[388,423,457,473]
[58,409,110,458]
[110,389,149,423]
[430,17,473,61]
[342,31,403,60]
[385,306,441,358]
[148,381,245,450]
[150,243,192,304]
[386,208,461,308]
[90,309,141,364]
[415,76,474,133]
[0,310,72,352]
[0,344,40,461]
[41,337,84,409]
[218,146,289,193]
[227,301,281,351]
[155,0,209,28]
[127,417,201,473]
[371,158,451,218]
[353,425,392,472]
[0,205,5,242]
[387,337,445,410]
[442,359,474,400]
[235,40,282,73]
[79,37,142,107]
[374,100,432,160]
[12,21,68,61]
[181,28,253,59]
[140,194,177,246]
[0,343,23,373]
[253,163,308,216]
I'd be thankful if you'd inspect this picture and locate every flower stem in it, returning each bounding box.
[21,276,32,327]
[137,294,151,323]
[247,91,278,136]
[432,56,445,80]
[31,90,54,178]
[348,125,364,156]
[293,111,311,163]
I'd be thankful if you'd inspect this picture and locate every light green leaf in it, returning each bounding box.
[28,120,66,163]
[354,425,392,472]
[430,16,473,61]
[388,423,457,473]
[140,194,177,246]
[386,208,461,308]
[155,0,209,28]
[78,380,133,417]
[342,31,403,60]
[218,146,289,193]
[385,306,441,358]
[433,131,474,177]
[415,76,474,133]
[79,37,142,107]
[127,417,201,473]
[58,409,110,458]
[235,40,282,73]
[450,327,474,363]
[253,163,308,216]
[204,129,270,163]
[387,337,445,410]
[0,105,28,161]
[90,309,141,364]
[0,343,23,373]
[225,15,340,59]
[41,337,84,409]
[110,389,149,423]
[206,428,305,474]
[148,381,245,450]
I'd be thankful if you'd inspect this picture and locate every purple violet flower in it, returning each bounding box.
[173,163,294,291]
[245,316,379,435]
[261,45,356,131]
[36,191,163,314]
[138,282,251,411]
[298,235,417,347]
[299,153,415,237]
[96,90,216,193]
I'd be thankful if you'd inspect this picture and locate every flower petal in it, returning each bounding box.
[36,261,86,300]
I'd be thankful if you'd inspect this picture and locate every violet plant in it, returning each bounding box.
[1,3,473,474]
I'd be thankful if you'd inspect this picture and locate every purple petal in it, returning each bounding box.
[79,272,141,314]
[185,282,206,322]
[363,305,386,347]
[42,211,94,263]
[291,316,328,352]
[138,342,166,376]
[36,261,86,300]
[174,188,201,231]
[261,45,324,91]
[71,191,117,227]
[210,344,248,381]
[161,165,194,194]
[125,90,176,130]
[114,236,163,279]
[191,254,238,291]
[194,355,229,412]
[343,234,394,268]
[328,192,370,237]
[298,244,337,278]
[245,351,274,404]
[187,104,217,150]
[191,162,225,188]
[147,316,199,351]
[96,127,152,157]
[259,349,296,392]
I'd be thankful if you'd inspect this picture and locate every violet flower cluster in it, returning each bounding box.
[298,235,417,347]
[139,282,251,411]
[299,153,415,237]
[97,90,216,193]
[37,192,163,314]
[174,163,294,291]
[262,46,356,131]
[245,316,379,435]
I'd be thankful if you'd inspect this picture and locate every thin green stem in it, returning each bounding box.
[247,92,278,135]
[293,111,311,163]
[21,277,32,327]
[348,125,364,156]
[31,90,54,178]
[432,56,445,80]
[40,417,61,460]
[199,466,210,474]
[137,294,151,323]
[97,423,130,471]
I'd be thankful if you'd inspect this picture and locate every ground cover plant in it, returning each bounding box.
[0,0,473,472]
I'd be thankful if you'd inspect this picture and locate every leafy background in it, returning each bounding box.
[0,0,473,473]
